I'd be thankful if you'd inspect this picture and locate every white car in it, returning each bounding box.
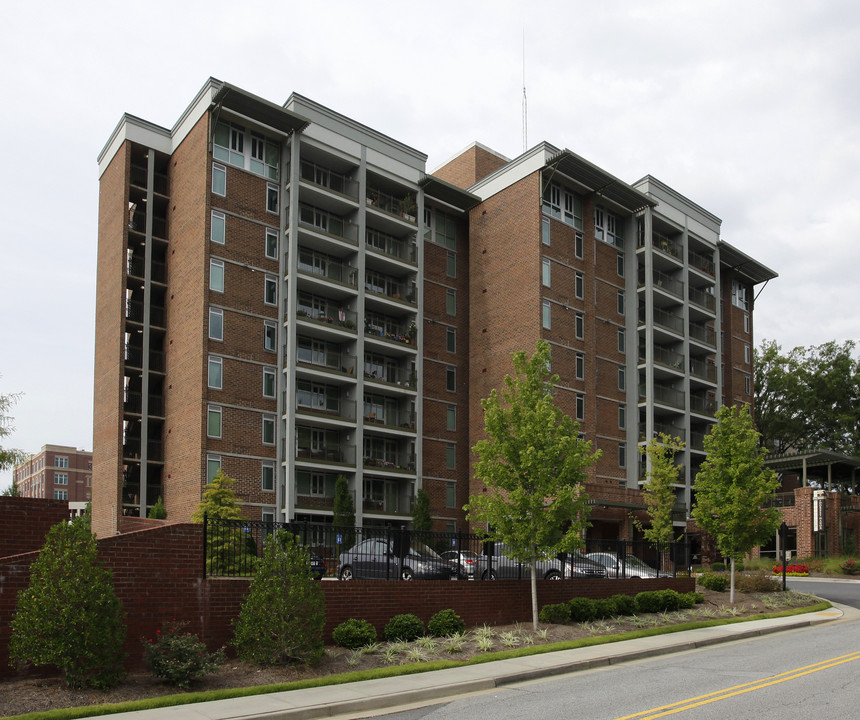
[585,552,665,579]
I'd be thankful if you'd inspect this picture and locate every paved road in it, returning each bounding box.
[370,615,860,720]
[788,578,860,608]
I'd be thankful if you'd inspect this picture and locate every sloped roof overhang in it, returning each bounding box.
[212,82,310,136]
[420,174,482,212]
[719,240,778,285]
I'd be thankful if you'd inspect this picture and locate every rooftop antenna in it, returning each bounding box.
[522,28,528,153]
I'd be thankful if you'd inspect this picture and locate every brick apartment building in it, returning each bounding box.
[92,78,776,543]
[12,444,93,504]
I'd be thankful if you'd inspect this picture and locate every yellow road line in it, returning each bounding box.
[613,651,860,720]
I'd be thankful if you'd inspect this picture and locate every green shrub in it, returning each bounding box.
[10,520,127,689]
[679,591,705,608]
[332,619,377,649]
[428,609,465,637]
[144,621,224,689]
[710,562,726,572]
[634,591,664,614]
[736,571,779,593]
[384,613,425,642]
[657,589,682,611]
[538,603,571,624]
[697,572,728,592]
[611,594,637,616]
[233,530,325,665]
[148,496,167,519]
[795,556,825,573]
[568,597,596,622]
[735,563,745,572]
[592,597,617,619]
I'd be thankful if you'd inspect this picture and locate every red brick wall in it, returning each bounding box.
[433,145,508,189]
[0,498,69,558]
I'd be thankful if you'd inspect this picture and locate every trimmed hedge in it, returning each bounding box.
[698,572,728,592]
[428,609,465,637]
[538,603,571,624]
[383,613,424,642]
[332,619,377,649]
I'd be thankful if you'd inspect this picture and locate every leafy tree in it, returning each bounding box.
[332,474,355,548]
[192,470,241,522]
[233,530,325,665]
[2,480,21,496]
[465,340,600,629]
[1,379,25,471]
[192,470,245,575]
[411,487,432,540]
[691,404,781,603]
[148,495,167,519]
[636,434,685,544]
[10,520,127,688]
[755,339,860,456]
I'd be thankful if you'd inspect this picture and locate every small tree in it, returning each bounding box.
[466,340,600,629]
[10,520,126,688]
[192,470,244,575]
[0,380,25,471]
[691,404,781,603]
[233,530,325,665]
[148,496,167,519]
[636,434,685,544]
[332,474,355,548]
[411,487,432,543]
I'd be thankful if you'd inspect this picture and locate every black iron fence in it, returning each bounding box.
[202,514,690,581]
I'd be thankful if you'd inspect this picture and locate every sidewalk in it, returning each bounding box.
[105,602,852,720]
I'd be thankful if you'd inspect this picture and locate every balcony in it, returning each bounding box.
[123,392,165,417]
[299,160,359,201]
[294,303,358,333]
[652,231,682,260]
[127,256,167,284]
[689,357,717,383]
[362,451,416,473]
[296,345,357,376]
[640,306,684,336]
[365,273,417,307]
[297,250,358,289]
[128,211,167,239]
[641,383,685,410]
[364,316,417,347]
[639,423,687,442]
[124,343,164,372]
[364,364,416,390]
[688,286,716,313]
[296,443,355,466]
[362,490,414,516]
[366,187,417,224]
[298,203,358,245]
[649,346,685,373]
[688,248,715,277]
[295,394,356,422]
[690,394,716,416]
[689,323,716,348]
[363,407,416,431]
[366,229,417,266]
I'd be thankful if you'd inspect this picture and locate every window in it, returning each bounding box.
[265,228,278,259]
[446,404,456,431]
[618,366,626,391]
[209,307,223,341]
[54,457,68,468]
[541,217,551,246]
[53,489,68,500]
[617,289,625,315]
[564,190,583,229]
[446,288,456,316]
[732,280,749,310]
[262,463,274,492]
[744,374,751,394]
[211,211,225,244]
[446,251,456,277]
[542,258,551,287]
[744,343,751,364]
[446,483,456,508]
[575,394,585,421]
[619,404,626,429]
[542,183,561,219]
[212,163,226,196]
[446,327,456,353]
[207,405,222,438]
[264,320,276,352]
[210,259,224,293]
[446,366,456,392]
[264,274,277,305]
[575,312,584,340]
[262,415,275,445]
[575,231,583,259]
[575,352,585,380]
[208,355,223,389]
[542,301,551,329]
[54,473,68,485]
[214,122,280,179]
[618,328,626,353]
[618,442,627,468]
[263,367,276,398]
[743,313,750,334]
[446,443,456,470]
[575,271,584,300]
[266,183,279,214]
[207,455,221,484]
[310,473,325,497]
[617,252,624,277]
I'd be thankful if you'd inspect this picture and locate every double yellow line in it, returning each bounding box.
[613,650,860,719]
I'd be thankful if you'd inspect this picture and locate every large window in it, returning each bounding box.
[211,211,225,244]
[264,320,277,352]
[209,308,223,341]
[212,163,226,196]
[262,415,275,445]
[542,258,551,287]
[208,355,223,389]
[262,463,275,492]
[446,288,456,316]
[542,301,551,329]
[732,280,750,310]
[575,271,584,299]
[55,457,69,468]
[263,367,276,398]
[54,489,68,500]
[207,405,222,438]
[446,443,456,470]
[54,473,68,485]
[265,228,278,259]
[210,259,224,293]
[207,455,221,484]
[213,121,280,180]
[264,274,277,305]
[446,404,456,431]
[446,327,456,353]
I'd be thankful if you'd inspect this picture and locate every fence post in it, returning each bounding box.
[202,511,208,579]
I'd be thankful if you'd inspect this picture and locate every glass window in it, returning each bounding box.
[265,229,278,259]
[575,271,584,300]
[564,190,583,230]
[744,344,751,364]
[446,443,456,470]
[619,404,626,429]
[575,312,584,340]
[618,442,627,468]
[212,163,226,196]
[207,455,221,484]
[617,252,624,277]
[618,328,626,353]
[446,327,456,353]
[207,405,222,438]
[263,367,276,398]
[209,308,223,341]
[617,289,625,315]
[211,211,225,244]
[744,313,750,334]
[542,301,551,329]
[446,288,456,316]
[264,320,276,352]
[262,415,275,445]
[210,259,224,293]
[208,355,222,389]
[55,457,69,468]
[446,251,456,278]
[542,258,551,287]
[262,463,274,492]
[618,366,626,391]
[575,231,583,259]
[266,183,279,214]
[576,394,585,421]
[575,352,584,380]
[54,489,68,500]
[744,374,751,394]
[264,274,277,305]
[446,483,456,508]
[447,404,456,431]
[541,217,551,246]
[446,366,456,392]
[54,473,68,485]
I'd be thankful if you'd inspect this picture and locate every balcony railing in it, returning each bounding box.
[363,452,416,473]
[296,444,356,465]
[765,493,796,508]
[123,392,165,416]
[127,256,167,284]
[364,365,416,389]
[652,346,685,372]
[297,253,358,288]
[126,301,165,327]
[652,269,684,298]
[652,231,682,260]
[365,277,416,305]
[640,423,687,442]
[364,319,417,346]
[300,160,359,200]
[298,203,358,244]
[129,212,167,239]
[689,432,706,451]
[363,408,416,431]
[366,229,417,264]
[296,347,356,375]
[689,323,716,347]
[689,286,716,312]
[294,305,358,332]
[641,306,685,335]
[690,394,716,416]
[295,395,356,422]
[367,188,417,223]
[640,383,685,409]
[688,248,715,277]
[689,357,717,382]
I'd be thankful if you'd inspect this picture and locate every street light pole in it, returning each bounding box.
[779,521,788,592]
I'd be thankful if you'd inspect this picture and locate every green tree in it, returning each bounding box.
[192,470,245,575]
[233,530,325,665]
[148,495,167,519]
[332,474,355,548]
[465,340,599,629]
[10,520,127,688]
[192,470,241,522]
[411,487,432,541]
[1,380,25,471]
[691,404,781,603]
[636,434,685,544]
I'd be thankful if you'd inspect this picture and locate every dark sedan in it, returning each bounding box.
[338,538,457,580]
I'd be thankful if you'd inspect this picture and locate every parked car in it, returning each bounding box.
[585,552,667,579]
[441,550,480,578]
[474,543,607,580]
[308,551,326,580]
[338,538,457,580]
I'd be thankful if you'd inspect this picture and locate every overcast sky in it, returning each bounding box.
[1,0,859,491]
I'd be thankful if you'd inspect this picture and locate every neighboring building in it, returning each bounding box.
[12,445,93,503]
[92,78,776,543]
